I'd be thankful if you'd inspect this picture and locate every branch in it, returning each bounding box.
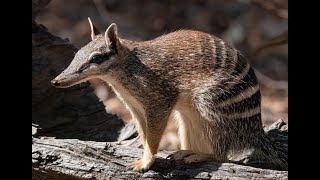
[255,70,288,95]
[253,0,288,19]
[251,30,288,57]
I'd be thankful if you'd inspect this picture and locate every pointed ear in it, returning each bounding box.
[105,23,119,51]
[88,17,100,40]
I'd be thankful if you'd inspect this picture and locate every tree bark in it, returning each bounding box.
[32,0,123,142]
[32,120,288,180]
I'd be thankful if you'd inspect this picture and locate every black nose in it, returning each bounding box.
[51,80,60,86]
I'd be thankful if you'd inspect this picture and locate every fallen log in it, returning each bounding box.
[32,120,288,180]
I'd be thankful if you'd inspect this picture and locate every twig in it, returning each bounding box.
[255,70,288,94]
[254,0,288,19]
[251,30,288,57]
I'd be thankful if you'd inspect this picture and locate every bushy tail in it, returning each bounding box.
[257,135,288,171]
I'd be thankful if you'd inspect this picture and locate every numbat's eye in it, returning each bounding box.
[89,55,104,64]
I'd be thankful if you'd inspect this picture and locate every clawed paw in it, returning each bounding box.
[128,158,155,173]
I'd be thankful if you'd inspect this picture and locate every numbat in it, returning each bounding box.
[52,18,288,172]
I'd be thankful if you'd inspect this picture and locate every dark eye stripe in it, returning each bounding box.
[108,51,115,56]
[89,51,116,64]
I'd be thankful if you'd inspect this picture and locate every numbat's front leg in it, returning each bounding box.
[129,116,168,172]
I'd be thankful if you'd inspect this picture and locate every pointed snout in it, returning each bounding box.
[51,79,60,87]
[50,72,84,88]
[50,58,97,88]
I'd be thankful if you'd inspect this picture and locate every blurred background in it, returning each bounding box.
[36,0,287,150]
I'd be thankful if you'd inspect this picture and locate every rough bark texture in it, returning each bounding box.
[32,120,288,180]
[32,0,123,142]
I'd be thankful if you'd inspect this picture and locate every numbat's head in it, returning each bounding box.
[51,18,126,88]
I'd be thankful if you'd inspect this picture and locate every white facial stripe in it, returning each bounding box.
[88,51,102,61]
